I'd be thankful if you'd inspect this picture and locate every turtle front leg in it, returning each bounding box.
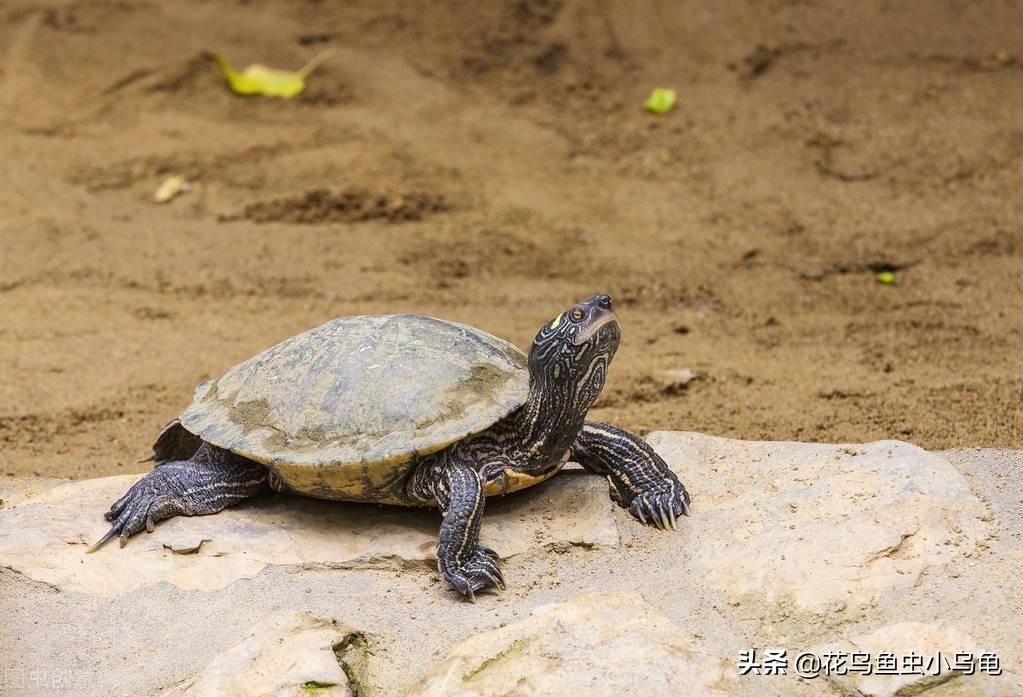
[88,443,269,552]
[408,459,505,600]
[570,421,691,530]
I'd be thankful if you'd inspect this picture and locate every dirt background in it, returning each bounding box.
[1,0,1020,480]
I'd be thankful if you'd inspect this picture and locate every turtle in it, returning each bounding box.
[90,294,691,599]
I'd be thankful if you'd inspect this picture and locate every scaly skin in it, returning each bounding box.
[91,294,692,600]
[432,462,504,599]
[89,443,268,552]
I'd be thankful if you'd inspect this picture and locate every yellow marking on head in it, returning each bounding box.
[549,313,563,330]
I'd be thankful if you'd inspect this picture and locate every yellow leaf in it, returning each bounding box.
[153,174,188,203]
[644,88,677,114]
[210,49,335,98]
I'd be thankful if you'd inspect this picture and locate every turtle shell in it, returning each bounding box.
[179,314,529,504]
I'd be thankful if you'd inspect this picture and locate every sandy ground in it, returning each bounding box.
[1,0,1021,480]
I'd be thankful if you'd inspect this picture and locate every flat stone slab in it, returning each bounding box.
[410,591,740,696]
[648,433,990,618]
[0,470,618,595]
[2,438,1021,697]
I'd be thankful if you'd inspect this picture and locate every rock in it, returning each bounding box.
[3,441,1021,697]
[0,471,617,595]
[659,368,703,395]
[646,433,989,622]
[159,612,362,697]
[410,591,739,696]
[814,622,978,697]
[0,476,66,509]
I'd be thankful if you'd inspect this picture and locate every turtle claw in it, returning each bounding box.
[440,545,506,600]
[85,526,120,554]
[628,483,691,532]
[481,568,505,592]
[88,471,184,553]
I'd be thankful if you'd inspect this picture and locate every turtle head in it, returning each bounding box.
[528,294,621,407]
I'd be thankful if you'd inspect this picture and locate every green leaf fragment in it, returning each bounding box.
[876,271,896,285]
[302,681,337,690]
[211,49,335,98]
[644,88,677,114]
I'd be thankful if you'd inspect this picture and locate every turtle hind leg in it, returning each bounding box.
[88,443,269,553]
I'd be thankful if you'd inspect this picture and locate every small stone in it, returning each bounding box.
[659,368,703,395]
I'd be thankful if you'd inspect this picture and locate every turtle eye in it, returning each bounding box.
[570,308,585,322]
